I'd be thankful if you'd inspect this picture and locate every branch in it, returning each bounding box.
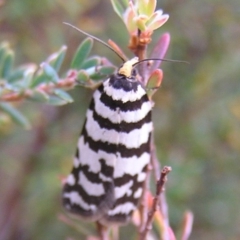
[139,166,172,240]
[0,70,77,102]
[96,221,109,240]
[150,136,170,234]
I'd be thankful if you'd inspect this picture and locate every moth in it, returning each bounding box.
[62,56,153,225]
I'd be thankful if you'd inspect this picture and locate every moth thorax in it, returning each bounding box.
[118,57,138,78]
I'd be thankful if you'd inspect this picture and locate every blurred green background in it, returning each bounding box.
[0,0,240,239]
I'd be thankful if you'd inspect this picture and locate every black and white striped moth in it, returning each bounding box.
[62,56,153,225]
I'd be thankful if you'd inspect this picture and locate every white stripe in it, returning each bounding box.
[103,79,146,102]
[78,136,116,172]
[64,191,96,211]
[73,157,80,168]
[85,110,152,148]
[137,172,146,182]
[133,188,143,198]
[113,152,150,178]
[99,173,112,182]
[79,171,105,196]
[93,90,152,123]
[114,180,133,199]
[66,174,75,186]
[107,202,136,215]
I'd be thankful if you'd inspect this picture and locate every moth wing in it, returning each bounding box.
[102,85,153,224]
[62,83,117,221]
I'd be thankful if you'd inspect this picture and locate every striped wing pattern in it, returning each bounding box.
[63,71,153,224]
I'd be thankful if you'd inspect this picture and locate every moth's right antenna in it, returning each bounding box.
[63,22,125,62]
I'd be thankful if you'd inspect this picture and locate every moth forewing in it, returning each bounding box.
[62,58,153,224]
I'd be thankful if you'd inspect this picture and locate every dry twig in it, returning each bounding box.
[139,166,172,240]
[96,221,109,240]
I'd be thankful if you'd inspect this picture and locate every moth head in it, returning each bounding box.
[118,57,139,78]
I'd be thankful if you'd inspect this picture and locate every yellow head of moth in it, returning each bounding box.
[118,57,139,78]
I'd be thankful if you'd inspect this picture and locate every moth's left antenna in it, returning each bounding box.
[63,22,125,62]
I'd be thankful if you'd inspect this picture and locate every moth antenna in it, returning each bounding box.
[133,58,189,67]
[63,22,125,62]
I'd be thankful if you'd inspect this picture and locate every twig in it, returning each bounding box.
[0,70,77,102]
[96,221,109,240]
[139,166,172,240]
[150,136,170,240]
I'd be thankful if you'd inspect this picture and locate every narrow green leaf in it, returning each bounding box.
[48,45,67,72]
[146,69,163,98]
[77,70,89,83]
[90,73,106,81]
[110,0,124,19]
[0,102,31,129]
[31,73,48,88]
[47,95,68,106]
[54,89,73,103]
[71,38,93,69]
[138,0,156,16]
[0,43,9,78]
[41,62,59,83]
[81,57,100,69]
[2,50,14,79]
[99,66,116,75]
[22,66,37,88]
[0,42,9,63]
[8,64,37,83]
[28,90,49,102]
[121,0,129,8]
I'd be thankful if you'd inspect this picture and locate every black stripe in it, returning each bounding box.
[71,159,114,184]
[82,126,151,158]
[114,165,148,187]
[89,99,151,133]
[104,212,132,223]
[63,181,114,218]
[98,84,150,112]
[99,159,114,178]
[113,194,139,207]
[75,148,79,158]
[63,183,105,205]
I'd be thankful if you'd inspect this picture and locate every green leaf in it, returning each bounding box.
[110,0,125,19]
[22,66,37,88]
[0,42,9,63]
[54,89,73,103]
[138,0,156,16]
[28,90,49,102]
[99,66,116,75]
[2,50,14,79]
[8,64,37,83]
[77,70,89,83]
[90,73,106,81]
[71,38,93,69]
[40,62,59,83]
[31,73,48,88]
[121,0,129,7]
[146,69,163,98]
[48,45,67,72]
[0,42,9,78]
[0,102,30,129]
[81,56,100,69]
[47,95,68,106]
